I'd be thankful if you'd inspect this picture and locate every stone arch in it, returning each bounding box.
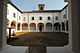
[46,23,52,31]
[22,23,28,30]
[11,21,16,29]
[62,22,65,31]
[38,23,44,32]
[30,23,36,30]
[17,23,21,30]
[54,22,61,31]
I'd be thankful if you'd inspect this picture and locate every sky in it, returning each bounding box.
[11,0,68,11]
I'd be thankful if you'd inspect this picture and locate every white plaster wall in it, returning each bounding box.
[21,13,29,23]
[28,13,54,24]
[53,12,61,23]
[7,4,17,22]
[7,4,22,34]
[61,6,68,22]
[17,11,22,23]
[7,3,69,33]
[60,6,68,33]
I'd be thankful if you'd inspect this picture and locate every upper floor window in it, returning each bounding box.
[63,14,66,19]
[23,17,25,21]
[48,17,51,20]
[32,17,34,20]
[55,16,58,20]
[7,9,9,15]
[13,13,16,18]
[19,16,21,20]
[39,17,42,20]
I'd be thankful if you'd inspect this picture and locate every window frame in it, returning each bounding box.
[13,13,16,18]
[39,17,42,20]
[55,16,58,20]
[48,16,51,20]
[32,17,34,20]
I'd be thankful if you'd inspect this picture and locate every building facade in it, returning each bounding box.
[7,2,69,33]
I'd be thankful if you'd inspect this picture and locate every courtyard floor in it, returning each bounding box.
[7,32,68,46]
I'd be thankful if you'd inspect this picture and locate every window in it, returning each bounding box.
[7,9,9,15]
[48,17,50,20]
[39,17,42,20]
[23,17,25,21]
[40,7,43,10]
[19,16,21,20]
[13,13,16,18]
[55,16,58,20]
[32,17,34,20]
[63,14,66,18]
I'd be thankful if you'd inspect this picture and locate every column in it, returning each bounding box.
[16,23,17,31]
[0,0,8,49]
[52,24,53,32]
[44,24,46,32]
[36,23,38,32]
[71,0,80,53]
[65,0,80,53]
[20,23,22,31]
[28,24,30,32]
[29,46,46,53]
[64,0,73,52]
[65,22,66,32]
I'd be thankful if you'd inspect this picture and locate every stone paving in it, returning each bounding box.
[0,46,71,53]
[7,32,68,46]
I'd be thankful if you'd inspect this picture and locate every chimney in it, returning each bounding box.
[38,4,45,11]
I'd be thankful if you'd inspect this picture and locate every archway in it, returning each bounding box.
[30,23,36,31]
[62,22,65,31]
[17,23,21,30]
[22,23,28,30]
[46,23,52,32]
[54,22,61,31]
[38,23,44,32]
[11,21,16,29]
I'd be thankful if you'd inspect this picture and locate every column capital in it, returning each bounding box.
[0,0,9,6]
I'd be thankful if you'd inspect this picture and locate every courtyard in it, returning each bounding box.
[7,32,68,46]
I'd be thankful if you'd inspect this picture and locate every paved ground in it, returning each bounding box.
[0,46,71,53]
[7,32,68,46]
[0,46,28,53]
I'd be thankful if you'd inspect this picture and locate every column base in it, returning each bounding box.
[0,45,11,50]
[29,46,46,53]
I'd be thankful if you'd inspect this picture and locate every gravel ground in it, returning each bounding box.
[7,32,68,46]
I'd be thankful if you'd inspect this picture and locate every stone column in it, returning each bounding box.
[71,0,80,53]
[36,23,38,32]
[29,46,46,53]
[65,22,66,32]
[67,1,73,52]
[44,24,46,32]
[20,23,22,31]
[60,22,62,32]
[65,0,80,53]
[16,23,17,31]
[52,24,53,32]
[28,24,30,32]
[0,0,8,49]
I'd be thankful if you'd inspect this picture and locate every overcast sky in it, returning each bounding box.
[11,0,68,11]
